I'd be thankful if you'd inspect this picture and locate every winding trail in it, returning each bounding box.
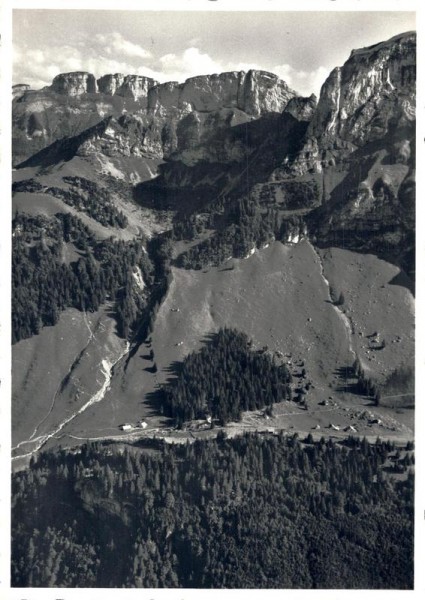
[47,400,411,449]
[12,341,130,461]
[26,311,97,443]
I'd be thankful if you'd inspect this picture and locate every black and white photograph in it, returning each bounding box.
[1,0,423,595]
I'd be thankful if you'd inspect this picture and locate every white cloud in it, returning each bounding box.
[273,64,329,97]
[159,47,222,81]
[96,32,151,60]
[13,42,157,89]
[13,38,329,99]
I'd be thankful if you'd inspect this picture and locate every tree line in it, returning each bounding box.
[176,197,305,269]
[11,433,413,588]
[12,212,153,343]
[161,328,292,426]
[13,177,128,229]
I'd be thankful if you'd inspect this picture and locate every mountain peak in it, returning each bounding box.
[349,30,416,59]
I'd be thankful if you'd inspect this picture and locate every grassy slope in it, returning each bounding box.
[319,247,414,425]
[319,247,414,378]
[58,240,414,446]
[12,306,127,457]
[13,154,171,239]
[153,240,352,381]
[12,154,170,458]
[57,240,353,439]
[13,240,414,455]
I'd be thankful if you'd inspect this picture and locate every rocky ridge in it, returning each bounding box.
[13,70,296,165]
[13,31,416,276]
[282,31,416,177]
[12,84,31,99]
[97,74,158,104]
[50,69,296,116]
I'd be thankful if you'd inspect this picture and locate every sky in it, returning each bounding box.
[13,10,416,99]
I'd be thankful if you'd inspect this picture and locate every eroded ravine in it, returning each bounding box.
[12,342,130,461]
[26,311,98,442]
[308,240,356,361]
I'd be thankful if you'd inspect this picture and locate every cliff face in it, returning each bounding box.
[12,31,416,276]
[51,72,98,96]
[152,70,296,116]
[296,31,416,276]
[12,69,296,165]
[12,84,31,99]
[314,31,415,143]
[97,74,158,104]
[283,94,317,122]
[47,69,295,116]
[287,31,416,176]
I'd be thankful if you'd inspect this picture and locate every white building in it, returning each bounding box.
[120,423,132,431]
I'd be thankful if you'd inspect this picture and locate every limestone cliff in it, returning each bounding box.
[12,84,31,99]
[46,69,295,116]
[147,70,295,117]
[297,31,416,277]
[13,69,296,165]
[97,74,158,105]
[51,72,98,96]
[287,31,416,176]
[283,94,317,122]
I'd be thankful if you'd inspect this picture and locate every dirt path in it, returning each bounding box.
[26,311,98,443]
[45,416,413,454]
[12,342,130,461]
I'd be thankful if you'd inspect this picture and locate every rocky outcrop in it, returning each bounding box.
[147,70,296,116]
[97,74,158,105]
[288,31,416,176]
[315,31,415,143]
[51,72,98,96]
[301,31,416,277]
[12,84,31,99]
[240,70,295,116]
[283,94,317,121]
[45,69,295,117]
[13,69,296,165]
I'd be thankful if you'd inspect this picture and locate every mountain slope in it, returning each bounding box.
[12,31,415,461]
